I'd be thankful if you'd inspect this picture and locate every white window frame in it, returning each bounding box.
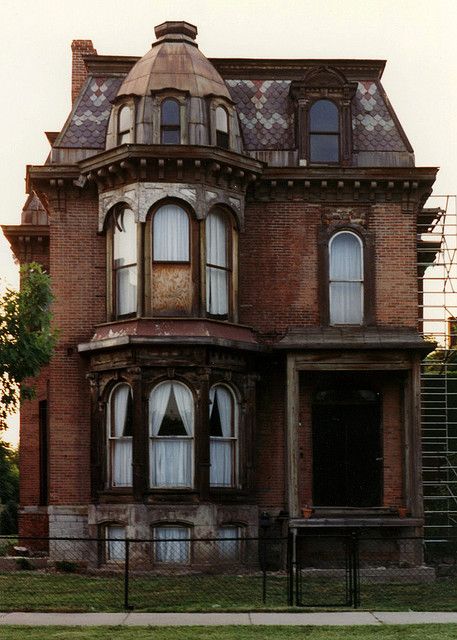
[112,207,137,318]
[206,209,231,318]
[329,230,364,325]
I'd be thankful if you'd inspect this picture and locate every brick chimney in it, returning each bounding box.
[71,40,97,104]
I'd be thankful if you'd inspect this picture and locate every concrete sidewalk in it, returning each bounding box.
[1,611,457,626]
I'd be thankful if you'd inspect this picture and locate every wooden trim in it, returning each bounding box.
[286,354,300,517]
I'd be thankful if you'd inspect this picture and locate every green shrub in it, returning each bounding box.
[15,557,34,570]
[55,560,78,573]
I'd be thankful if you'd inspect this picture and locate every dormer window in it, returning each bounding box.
[117,105,132,145]
[309,100,339,163]
[216,106,229,149]
[161,99,180,144]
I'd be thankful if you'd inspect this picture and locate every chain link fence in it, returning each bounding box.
[2,533,457,611]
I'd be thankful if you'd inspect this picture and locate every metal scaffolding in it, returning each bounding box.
[419,195,457,538]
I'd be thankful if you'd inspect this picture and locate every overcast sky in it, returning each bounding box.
[0,0,456,444]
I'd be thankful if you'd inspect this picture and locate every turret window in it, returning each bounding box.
[216,106,229,149]
[117,106,132,145]
[309,99,340,163]
[161,99,181,144]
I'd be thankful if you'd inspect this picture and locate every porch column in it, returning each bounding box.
[286,354,300,518]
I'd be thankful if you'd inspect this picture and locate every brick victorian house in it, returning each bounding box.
[3,21,438,564]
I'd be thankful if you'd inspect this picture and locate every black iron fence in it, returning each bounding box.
[2,533,457,611]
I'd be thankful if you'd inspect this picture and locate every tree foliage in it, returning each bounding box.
[0,263,57,429]
[0,440,19,534]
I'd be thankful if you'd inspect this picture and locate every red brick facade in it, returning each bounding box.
[2,21,438,560]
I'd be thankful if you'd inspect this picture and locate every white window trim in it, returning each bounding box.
[329,230,364,325]
[209,383,239,488]
[107,383,133,488]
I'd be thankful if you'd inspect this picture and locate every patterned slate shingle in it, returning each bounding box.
[58,76,123,148]
[227,80,295,150]
[352,81,407,152]
[56,75,408,154]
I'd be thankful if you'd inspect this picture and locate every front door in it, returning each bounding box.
[312,388,381,507]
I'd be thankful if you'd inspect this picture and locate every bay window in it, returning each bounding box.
[149,381,194,488]
[107,384,133,487]
[206,209,231,318]
[209,384,238,487]
[112,208,137,317]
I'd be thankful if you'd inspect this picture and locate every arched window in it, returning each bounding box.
[153,204,189,262]
[209,384,238,487]
[149,381,194,488]
[117,105,132,145]
[161,99,180,144]
[309,99,339,163]
[216,106,229,149]
[206,209,231,317]
[107,384,133,487]
[113,208,137,317]
[329,231,364,325]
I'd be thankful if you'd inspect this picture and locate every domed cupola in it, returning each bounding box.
[106,21,242,152]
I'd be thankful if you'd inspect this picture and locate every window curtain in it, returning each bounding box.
[206,211,228,315]
[217,526,240,560]
[150,383,193,487]
[114,209,137,316]
[111,386,132,487]
[153,205,189,261]
[155,526,190,563]
[106,525,126,561]
[210,386,234,487]
[329,233,363,325]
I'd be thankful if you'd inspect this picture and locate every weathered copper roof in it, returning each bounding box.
[117,21,230,100]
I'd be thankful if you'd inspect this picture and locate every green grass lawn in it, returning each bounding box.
[1,626,457,640]
[2,572,457,612]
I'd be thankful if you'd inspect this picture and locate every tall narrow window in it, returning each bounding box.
[329,231,364,325]
[149,382,194,488]
[206,210,230,317]
[161,99,180,144]
[117,106,132,145]
[151,204,192,316]
[216,106,229,149]
[107,384,133,487]
[309,99,339,163]
[154,525,190,564]
[39,400,48,506]
[113,208,137,317]
[209,385,238,487]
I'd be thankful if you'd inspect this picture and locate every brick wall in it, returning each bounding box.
[239,200,418,333]
[71,40,97,104]
[46,188,105,505]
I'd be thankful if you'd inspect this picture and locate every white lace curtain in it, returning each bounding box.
[206,210,229,315]
[149,382,194,487]
[210,386,236,487]
[153,204,189,261]
[329,232,363,325]
[109,385,132,487]
[154,526,190,563]
[113,209,137,316]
